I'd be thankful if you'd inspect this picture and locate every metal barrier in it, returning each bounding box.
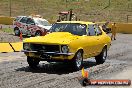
[0,42,23,53]
[107,23,132,34]
[0,16,15,25]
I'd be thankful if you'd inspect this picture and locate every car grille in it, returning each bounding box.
[30,44,60,52]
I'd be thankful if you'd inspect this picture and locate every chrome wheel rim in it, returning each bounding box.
[103,49,107,61]
[15,30,19,35]
[36,32,41,36]
[76,52,82,68]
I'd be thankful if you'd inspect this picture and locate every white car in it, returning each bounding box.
[13,16,51,36]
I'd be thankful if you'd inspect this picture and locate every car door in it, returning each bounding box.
[86,24,100,56]
[26,18,36,35]
[19,17,28,34]
[94,25,105,54]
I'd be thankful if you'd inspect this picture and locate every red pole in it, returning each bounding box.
[0,25,2,29]
[20,32,23,41]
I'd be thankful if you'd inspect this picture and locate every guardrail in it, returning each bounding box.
[108,23,132,34]
[0,42,23,53]
[0,16,15,25]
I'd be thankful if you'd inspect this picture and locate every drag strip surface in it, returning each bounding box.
[0,33,132,88]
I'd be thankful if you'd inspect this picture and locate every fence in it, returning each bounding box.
[108,23,132,34]
[0,16,14,25]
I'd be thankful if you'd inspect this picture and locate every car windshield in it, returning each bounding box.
[35,19,51,26]
[14,16,23,21]
[50,23,87,36]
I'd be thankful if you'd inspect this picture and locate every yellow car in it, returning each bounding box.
[22,21,111,70]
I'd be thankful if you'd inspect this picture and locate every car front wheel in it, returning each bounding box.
[14,28,20,36]
[72,50,83,70]
[27,56,40,68]
[95,47,107,65]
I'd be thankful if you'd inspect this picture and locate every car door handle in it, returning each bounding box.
[97,39,99,40]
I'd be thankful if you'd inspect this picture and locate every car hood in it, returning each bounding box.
[24,32,80,44]
[38,25,52,30]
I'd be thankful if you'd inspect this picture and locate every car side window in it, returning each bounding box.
[95,25,102,35]
[27,18,35,24]
[20,17,28,23]
[67,24,86,36]
[88,24,96,36]
[14,17,21,21]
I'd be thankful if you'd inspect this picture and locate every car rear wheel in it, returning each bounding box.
[95,47,107,65]
[27,56,40,68]
[14,28,20,36]
[35,31,42,36]
[72,50,83,70]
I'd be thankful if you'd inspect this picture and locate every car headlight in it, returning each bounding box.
[61,45,69,53]
[23,43,30,50]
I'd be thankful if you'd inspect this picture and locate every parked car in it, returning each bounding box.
[22,21,111,70]
[13,16,51,36]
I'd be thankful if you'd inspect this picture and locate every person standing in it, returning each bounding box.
[111,23,117,40]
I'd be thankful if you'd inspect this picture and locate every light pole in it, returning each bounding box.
[9,0,11,16]
[108,0,111,7]
[66,0,68,9]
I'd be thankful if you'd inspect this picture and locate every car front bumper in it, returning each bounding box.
[21,50,75,61]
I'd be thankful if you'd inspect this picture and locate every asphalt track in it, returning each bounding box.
[0,33,132,88]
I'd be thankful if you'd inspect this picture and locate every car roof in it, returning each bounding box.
[16,16,27,18]
[57,21,95,25]
[33,17,48,21]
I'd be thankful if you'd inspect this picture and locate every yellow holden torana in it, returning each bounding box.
[22,21,111,70]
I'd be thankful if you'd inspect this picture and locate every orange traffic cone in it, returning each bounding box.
[82,67,89,78]
[20,32,23,41]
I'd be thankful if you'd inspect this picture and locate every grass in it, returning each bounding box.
[1,28,14,34]
[0,0,132,22]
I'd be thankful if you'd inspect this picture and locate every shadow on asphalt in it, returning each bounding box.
[15,61,96,75]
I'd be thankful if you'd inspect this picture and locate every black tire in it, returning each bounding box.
[27,56,40,68]
[14,28,20,36]
[95,47,107,65]
[35,31,42,36]
[80,78,91,86]
[71,50,83,70]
